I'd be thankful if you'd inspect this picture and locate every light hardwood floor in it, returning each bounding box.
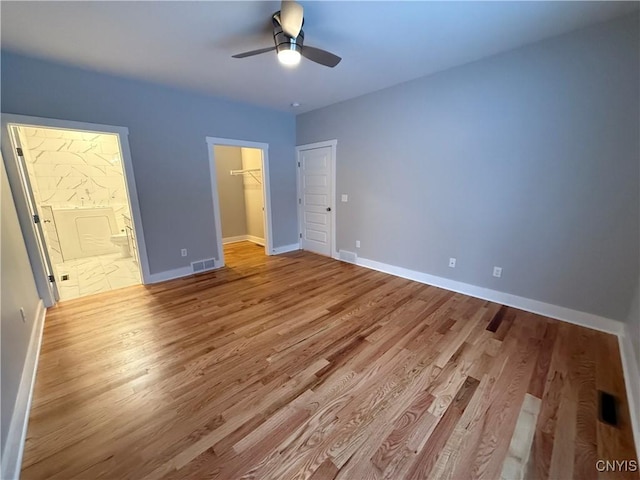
[22,242,638,479]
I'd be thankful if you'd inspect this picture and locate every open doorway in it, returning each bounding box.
[207,137,272,267]
[3,117,149,303]
[214,145,266,247]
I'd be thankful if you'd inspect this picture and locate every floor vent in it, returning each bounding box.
[191,258,217,274]
[339,250,357,264]
[598,390,618,426]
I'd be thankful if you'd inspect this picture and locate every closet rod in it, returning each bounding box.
[229,168,261,175]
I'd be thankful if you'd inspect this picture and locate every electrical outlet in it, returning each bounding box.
[341,194,349,202]
[20,307,26,322]
[449,257,456,268]
[355,240,361,248]
[493,266,502,278]
[181,248,188,257]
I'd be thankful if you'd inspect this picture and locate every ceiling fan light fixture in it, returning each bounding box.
[232,1,341,68]
[277,47,301,66]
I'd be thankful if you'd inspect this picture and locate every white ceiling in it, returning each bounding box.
[1,1,637,114]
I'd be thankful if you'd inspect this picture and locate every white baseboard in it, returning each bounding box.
[619,327,640,457]
[246,235,265,246]
[148,259,226,283]
[1,300,46,480]
[352,255,640,450]
[222,235,248,245]
[147,266,193,283]
[223,235,265,247]
[272,243,300,255]
[355,256,624,335]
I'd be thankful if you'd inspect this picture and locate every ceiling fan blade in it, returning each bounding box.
[280,0,303,38]
[232,46,276,59]
[301,45,341,68]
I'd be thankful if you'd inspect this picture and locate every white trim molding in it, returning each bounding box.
[147,258,225,284]
[222,235,264,247]
[246,235,265,246]
[296,140,338,260]
[147,266,194,284]
[355,255,624,335]
[1,300,46,480]
[352,254,640,449]
[223,235,265,246]
[206,137,273,268]
[272,243,300,255]
[619,326,640,457]
[223,235,248,244]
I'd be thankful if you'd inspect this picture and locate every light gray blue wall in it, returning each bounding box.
[214,145,247,239]
[297,14,639,321]
[627,278,640,371]
[1,156,41,456]
[1,52,298,274]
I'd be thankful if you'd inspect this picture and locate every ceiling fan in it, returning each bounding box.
[232,0,341,68]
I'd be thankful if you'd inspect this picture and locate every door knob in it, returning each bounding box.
[326,207,331,212]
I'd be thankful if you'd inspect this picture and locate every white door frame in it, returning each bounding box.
[206,137,273,267]
[1,113,152,304]
[296,140,338,259]
[5,129,61,303]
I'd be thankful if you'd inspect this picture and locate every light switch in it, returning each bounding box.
[341,194,348,202]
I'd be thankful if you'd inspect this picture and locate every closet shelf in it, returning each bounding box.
[230,168,262,184]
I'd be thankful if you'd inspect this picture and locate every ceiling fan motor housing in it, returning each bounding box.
[273,15,304,55]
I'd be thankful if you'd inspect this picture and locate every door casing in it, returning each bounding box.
[1,114,151,306]
[206,137,273,267]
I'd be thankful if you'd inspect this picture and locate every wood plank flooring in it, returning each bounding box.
[22,241,638,479]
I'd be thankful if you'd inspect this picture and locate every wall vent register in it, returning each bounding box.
[191,258,217,274]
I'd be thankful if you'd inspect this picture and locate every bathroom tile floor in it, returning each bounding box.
[54,253,141,301]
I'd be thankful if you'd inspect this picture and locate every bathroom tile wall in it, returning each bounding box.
[20,126,131,232]
[17,126,141,301]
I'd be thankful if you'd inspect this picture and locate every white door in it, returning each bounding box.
[9,126,60,302]
[298,146,333,256]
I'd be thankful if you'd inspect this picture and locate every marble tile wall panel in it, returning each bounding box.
[20,126,132,233]
[18,127,141,300]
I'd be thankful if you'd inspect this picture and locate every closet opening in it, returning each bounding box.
[207,138,273,268]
